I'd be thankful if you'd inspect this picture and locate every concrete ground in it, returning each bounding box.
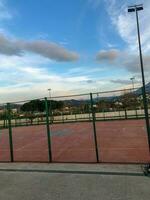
[0,163,149,200]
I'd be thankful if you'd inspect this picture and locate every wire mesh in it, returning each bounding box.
[0,87,149,163]
[0,104,10,162]
[48,93,97,162]
[9,99,49,162]
[93,88,150,163]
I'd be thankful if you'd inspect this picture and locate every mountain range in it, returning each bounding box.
[135,82,150,95]
[0,82,150,109]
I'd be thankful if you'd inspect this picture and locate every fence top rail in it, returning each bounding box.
[0,86,143,105]
[0,97,45,105]
[93,87,141,96]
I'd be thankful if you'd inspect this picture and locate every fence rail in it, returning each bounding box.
[0,109,149,129]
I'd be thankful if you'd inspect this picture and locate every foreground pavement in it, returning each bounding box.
[0,163,149,200]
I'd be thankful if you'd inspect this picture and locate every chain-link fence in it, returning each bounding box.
[0,104,10,162]
[48,93,98,162]
[0,88,150,163]
[93,88,146,121]
[92,88,150,163]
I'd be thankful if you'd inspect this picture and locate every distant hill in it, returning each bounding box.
[135,82,150,95]
[0,82,149,110]
[95,82,150,103]
[64,82,150,105]
[63,99,90,106]
[0,103,21,110]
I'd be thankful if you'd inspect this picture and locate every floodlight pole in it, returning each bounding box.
[128,5,150,149]
[48,88,51,98]
[47,88,52,123]
[130,77,135,90]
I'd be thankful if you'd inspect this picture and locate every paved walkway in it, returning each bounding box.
[0,164,149,200]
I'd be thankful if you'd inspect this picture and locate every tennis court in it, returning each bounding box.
[0,119,149,163]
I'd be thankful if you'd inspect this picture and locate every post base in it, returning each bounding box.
[142,164,150,176]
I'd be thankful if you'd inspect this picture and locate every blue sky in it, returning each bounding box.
[0,0,150,102]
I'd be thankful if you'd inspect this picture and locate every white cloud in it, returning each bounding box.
[111,78,141,85]
[65,66,106,76]
[105,0,150,53]
[24,40,79,62]
[0,54,101,102]
[0,0,12,21]
[0,33,79,61]
[0,0,79,62]
[1,0,149,102]
[96,49,120,61]
[0,52,121,103]
[107,43,116,48]
[95,48,150,75]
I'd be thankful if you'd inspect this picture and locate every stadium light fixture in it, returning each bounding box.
[128,4,150,149]
[128,4,143,12]
[48,88,51,98]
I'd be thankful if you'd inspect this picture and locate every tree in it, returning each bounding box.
[20,99,64,124]
[97,99,111,112]
[20,100,45,124]
[20,100,45,113]
[47,100,64,111]
[119,93,140,110]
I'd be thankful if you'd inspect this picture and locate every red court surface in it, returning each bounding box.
[0,119,150,163]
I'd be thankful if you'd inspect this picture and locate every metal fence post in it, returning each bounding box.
[45,97,52,162]
[119,109,121,119]
[90,93,99,162]
[75,113,77,122]
[125,109,127,119]
[135,109,138,119]
[103,111,106,120]
[62,112,64,123]
[88,104,91,121]
[7,103,14,162]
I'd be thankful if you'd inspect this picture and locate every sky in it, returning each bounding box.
[0,0,150,102]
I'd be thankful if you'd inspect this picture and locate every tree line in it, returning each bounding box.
[20,99,64,113]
